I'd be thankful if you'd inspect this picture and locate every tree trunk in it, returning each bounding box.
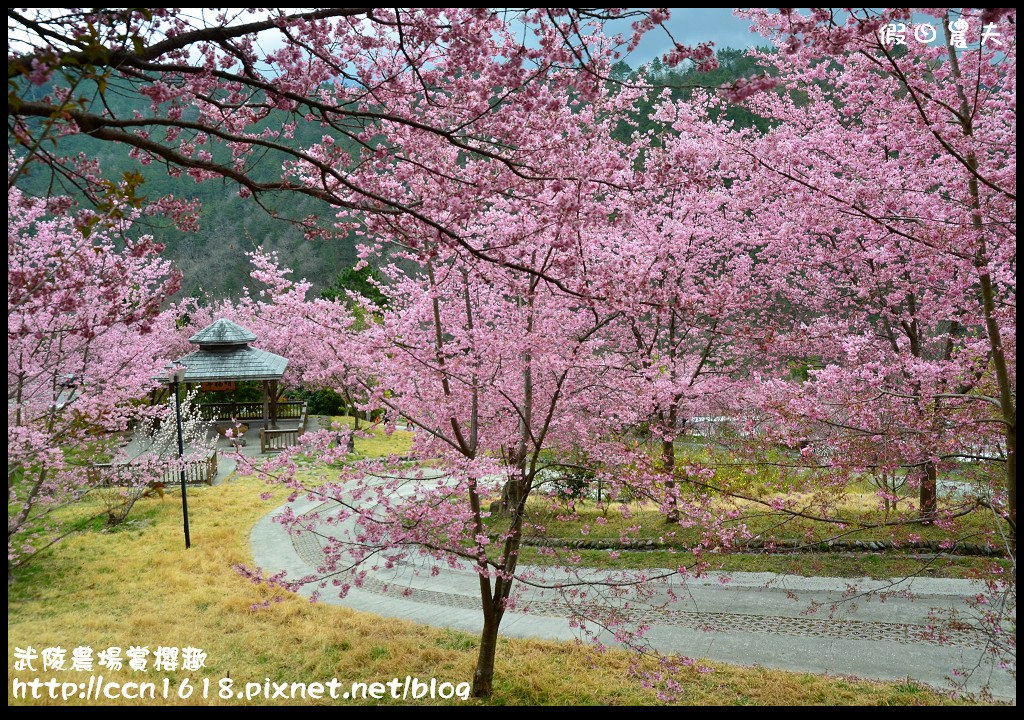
[500,474,525,515]
[474,473,527,698]
[663,436,678,524]
[919,461,937,522]
[662,311,681,525]
[1006,421,1017,547]
[471,615,501,697]
[942,17,1016,550]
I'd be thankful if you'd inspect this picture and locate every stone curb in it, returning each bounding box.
[512,536,1007,557]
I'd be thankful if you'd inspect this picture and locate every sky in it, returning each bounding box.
[7,8,774,76]
[212,8,772,73]
[16,9,999,68]
[606,8,771,67]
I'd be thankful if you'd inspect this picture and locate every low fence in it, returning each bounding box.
[199,401,305,421]
[260,403,309,453]
[88,449,218,487]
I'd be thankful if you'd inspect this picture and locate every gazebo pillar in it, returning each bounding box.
[261,380,270,429]
[269,380,279,430]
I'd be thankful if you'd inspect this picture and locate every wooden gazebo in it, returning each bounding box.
[174,318,291,429]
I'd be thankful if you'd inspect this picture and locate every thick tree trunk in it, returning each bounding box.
[662,312,681,525]
[471,615,501,698]
[500,473,525,515]
[474,476,527,697]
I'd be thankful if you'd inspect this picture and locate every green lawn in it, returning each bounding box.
[330,415,414,459]
[481,487,1009,579]
[515,546,1007,579]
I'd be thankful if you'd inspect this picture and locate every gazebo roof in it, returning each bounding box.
[175,318,288,382]
[175,346,288,382]
[188,318,257,346]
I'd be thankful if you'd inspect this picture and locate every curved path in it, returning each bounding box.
[251,490,1015,700]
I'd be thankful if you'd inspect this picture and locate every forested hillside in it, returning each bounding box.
[17,48,768,299]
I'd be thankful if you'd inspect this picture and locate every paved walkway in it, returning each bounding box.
[250,488,1016,701]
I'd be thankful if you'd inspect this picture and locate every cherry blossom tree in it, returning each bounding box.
[696,9,1017,687]
[728,8,1015,537]
[600,100,767,523]
[8,184,181,577]
[230,173,638,699]
[106,386,216,526]
[220,68,815,694]
[214,80,703,693]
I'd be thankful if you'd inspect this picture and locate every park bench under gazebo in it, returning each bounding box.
[174,318,307,452]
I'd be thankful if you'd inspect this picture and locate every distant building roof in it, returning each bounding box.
[175,318,288,382]
[188,318,257,346]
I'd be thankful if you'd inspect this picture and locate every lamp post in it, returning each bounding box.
[166,364,191,549]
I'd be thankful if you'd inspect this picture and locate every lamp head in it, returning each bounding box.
[164,363,187,384]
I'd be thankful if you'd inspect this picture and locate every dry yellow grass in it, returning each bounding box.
[8,470,978,705]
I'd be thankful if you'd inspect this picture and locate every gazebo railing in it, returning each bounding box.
[88,449,218,487]
[199,400,304,421]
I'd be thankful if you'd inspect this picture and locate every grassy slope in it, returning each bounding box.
[514,497,1003,546]
[516,546,1004,579]
[8,420,981,705]
[490,491,1011,580]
